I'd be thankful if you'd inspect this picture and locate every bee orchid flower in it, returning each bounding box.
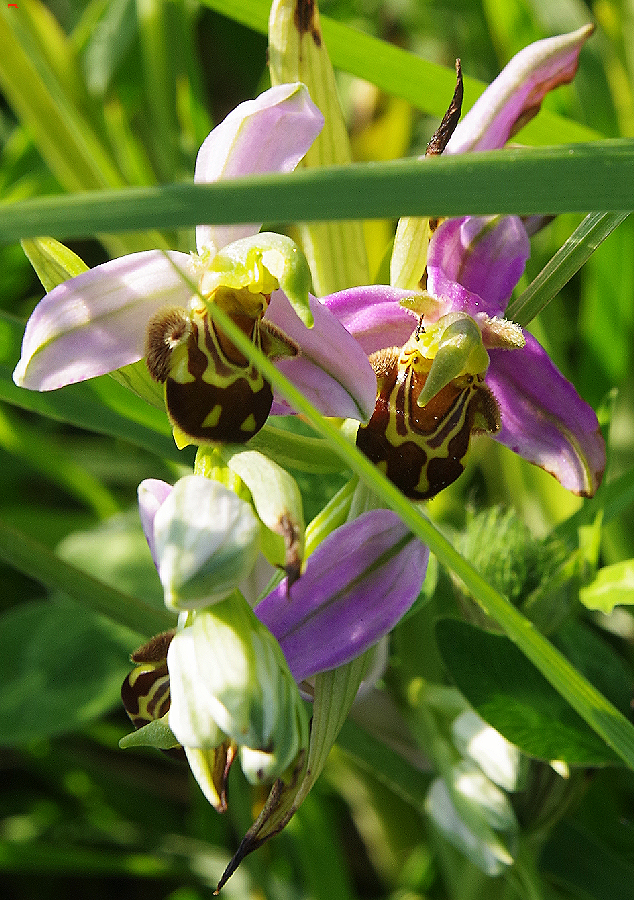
[13,83,377,446]
[323,26,605,500]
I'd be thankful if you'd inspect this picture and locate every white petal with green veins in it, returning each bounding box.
[154,476,261,610]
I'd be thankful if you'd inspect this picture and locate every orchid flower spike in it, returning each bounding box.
[122,474,428,810]
[324,26,605,500]
[13,84,376,447]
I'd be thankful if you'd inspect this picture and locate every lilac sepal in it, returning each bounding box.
[486,332,605,496]
[320,285,419,355]
[266,291,377,420]
[256,510,429,682]
[195,83,324,255]
[426,217,530,319]
[13,250,193,391]
[138,479,173,569]
[446,25,594,154]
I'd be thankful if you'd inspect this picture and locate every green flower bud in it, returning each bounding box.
[154,475,261,610]
[168,597,308,787]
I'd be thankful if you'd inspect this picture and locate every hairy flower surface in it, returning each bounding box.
[325,27,605,499]
[13,83,376,445]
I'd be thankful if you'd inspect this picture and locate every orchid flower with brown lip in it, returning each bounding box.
[13,83,377,447]
[323,26,605,500]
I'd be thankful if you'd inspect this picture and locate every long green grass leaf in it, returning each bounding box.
[0,142,633,244]
[508,212,630,326]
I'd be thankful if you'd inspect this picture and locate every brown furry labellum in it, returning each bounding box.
[121,631,176,731]
[357,346,500,500]
[145,303,296,445]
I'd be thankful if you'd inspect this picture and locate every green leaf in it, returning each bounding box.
[579,559,634,613]
[435,618,619,766]
[0,2,168,255]
[507,212,630,327]
[1,142,632,245]
[57,509,165,609]
[0,3,122,191]
[0,519,174,637]
[335,717,431,809]
[0,597,139,745]
[0,402,120,519]
[554,619,634,717]
[81,0,137,96]
[541,819,634,900]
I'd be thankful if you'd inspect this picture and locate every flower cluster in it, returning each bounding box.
[120,463,428,811]
[12,9,604,890]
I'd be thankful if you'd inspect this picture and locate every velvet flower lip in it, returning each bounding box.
[325,26,605,499]
[12,83,377,444]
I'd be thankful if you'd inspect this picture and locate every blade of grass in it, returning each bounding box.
[0,403,120,518]
[0,4,170,254]
[507,212,630,326]
[0,142,633,244]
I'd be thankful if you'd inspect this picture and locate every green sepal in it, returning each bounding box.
[108,359,165,410]
[21,236,89,292]
[194,445,251,500]
[215,650,371,893]
[268,0,370,294]
[390,215,431,290]
[119,713,181,750]
[224,448,305,574]
[579,559,634,614]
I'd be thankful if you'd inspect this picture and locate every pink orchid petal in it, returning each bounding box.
[138,478,173,569]
[487,332,605,496]
[266,291,377,421]
[447,25,594,153]
[321,285,419,355]
[195,83,324,255]
[256,510,429,682]
[426,216,530,318]
[13,250,193,391]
